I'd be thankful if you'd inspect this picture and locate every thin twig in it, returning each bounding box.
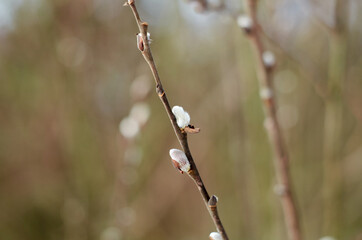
[181,0,302,238]
[241,1,302,240]
[124,1,229,239]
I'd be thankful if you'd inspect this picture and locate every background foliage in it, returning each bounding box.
[0,0,361,239]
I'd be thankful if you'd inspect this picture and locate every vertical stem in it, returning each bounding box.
[244,1,302,240]
[125,2,229,239]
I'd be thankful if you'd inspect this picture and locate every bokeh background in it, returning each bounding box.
[0,0,362,240]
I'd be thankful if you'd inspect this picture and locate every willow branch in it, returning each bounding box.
[124,1,229,239]
[240,1,302,240]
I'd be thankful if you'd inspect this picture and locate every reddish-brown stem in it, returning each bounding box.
[242,1,302,240]
[125,1,229,239]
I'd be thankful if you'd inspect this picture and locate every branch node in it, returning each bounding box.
[156,84,164,96]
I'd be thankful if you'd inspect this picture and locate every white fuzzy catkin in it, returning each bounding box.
[172,106,190,129]
[237,15,253,30]
[209,232,223,240]
[169,149,190,172]
[262,51,276,67]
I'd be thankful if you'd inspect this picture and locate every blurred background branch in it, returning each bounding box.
[240,1,302,239]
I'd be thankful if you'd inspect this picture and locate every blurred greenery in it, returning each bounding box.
[0,0,362,240]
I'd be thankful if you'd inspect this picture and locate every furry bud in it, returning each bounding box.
[169,149,191,174]
[237,15,253,33]
[209,232,223,240]
[172,106,191,129]
[262,51,276,68]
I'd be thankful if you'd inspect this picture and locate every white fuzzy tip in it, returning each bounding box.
[172,106,191,129]
[262,51,276,68]
[237,15,253,30]
[209,232,223,240]
[259,87,273,99]
[169,149,191,173]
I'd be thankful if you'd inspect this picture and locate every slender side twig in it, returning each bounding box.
[241,1,302,240]
[123,1,229,239]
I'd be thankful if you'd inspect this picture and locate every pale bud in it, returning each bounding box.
[169,149,191,174]
[259,87,273,100]
[209,232,223,240]
[136,32,151,51]
[237,15,253,32]
[172,106,191,129]
[262,51,276,68]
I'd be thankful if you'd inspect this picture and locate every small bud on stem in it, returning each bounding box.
[237,15,253,33]
[260,87,273,100]
[262,51,276,69]
[208,195,218,207]
[136,32,151,52]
